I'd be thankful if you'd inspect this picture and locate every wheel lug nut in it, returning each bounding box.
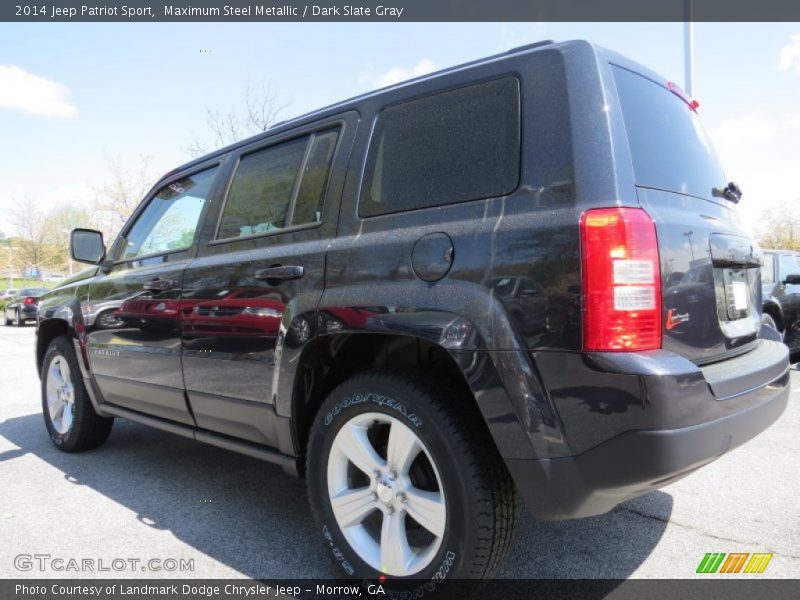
[370,492,378,501]
[397,493,407,503]
[389,470,397,479]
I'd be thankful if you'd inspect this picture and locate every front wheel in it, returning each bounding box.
[41,335,114,452]
[306,372,515,596]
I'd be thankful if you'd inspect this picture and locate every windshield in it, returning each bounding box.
[613,65,728,201]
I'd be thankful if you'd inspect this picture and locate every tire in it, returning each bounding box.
[306,371,515,597]
[3,310,10,326]
[14,309,23,327]
[286,315,312,348]
[41,335,114,452]
[95,309,123,330]
[762,313,784,340]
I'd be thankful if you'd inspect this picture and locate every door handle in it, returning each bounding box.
[143,278,175,292]
[255,265,305,282]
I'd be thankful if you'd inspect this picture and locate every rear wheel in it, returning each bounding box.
[14,309,23,327]
[41,336,113,452]
[306,371,515,596]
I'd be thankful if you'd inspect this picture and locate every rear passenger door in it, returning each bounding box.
[180,113,356,449]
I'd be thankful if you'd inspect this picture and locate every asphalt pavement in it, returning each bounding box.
[1,324,798,581]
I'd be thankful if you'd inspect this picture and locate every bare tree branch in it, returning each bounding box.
[92,154,156,241]
[756,202,800,250]
[187,83,290,157]
[9,198,49,271]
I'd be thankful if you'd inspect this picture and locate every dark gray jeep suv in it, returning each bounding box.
[36,40,789,595]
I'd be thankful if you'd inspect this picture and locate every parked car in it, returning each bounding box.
[1,288,18,301]
[4,287,47,326]
[43,273,66,283]
[35,40,789,595]
[761,249,800,353]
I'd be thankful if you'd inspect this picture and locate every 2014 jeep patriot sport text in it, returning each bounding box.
[36,40,789,595]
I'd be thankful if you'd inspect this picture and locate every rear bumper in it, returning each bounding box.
[511,340,790,520]
[20,307,38,319]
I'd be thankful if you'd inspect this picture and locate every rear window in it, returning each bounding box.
[360,77,521,217]
[19,288,46,296]
[613,66,727,200]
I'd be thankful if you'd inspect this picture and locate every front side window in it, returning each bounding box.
[360,77,521,217]
[217,129,339,240]
[121,167,218,260]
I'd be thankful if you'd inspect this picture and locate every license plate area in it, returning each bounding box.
[723,268,749,320]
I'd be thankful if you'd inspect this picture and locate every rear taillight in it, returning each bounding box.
[580,207,661,351]
[23,297,36,306]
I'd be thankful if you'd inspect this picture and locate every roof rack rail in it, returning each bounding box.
[506,40,555,54]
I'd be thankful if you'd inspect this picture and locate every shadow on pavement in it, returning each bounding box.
[0,411,671,580]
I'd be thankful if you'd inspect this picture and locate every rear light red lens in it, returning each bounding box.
[580,207,662,351]
[23,297,36,305]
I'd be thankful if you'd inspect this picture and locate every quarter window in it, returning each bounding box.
[217,129,339,240]
[121,167,218,260]
[360,77,521,217]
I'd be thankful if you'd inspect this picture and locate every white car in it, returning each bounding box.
[1,289,18,301]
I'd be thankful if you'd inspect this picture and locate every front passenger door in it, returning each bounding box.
[85,164,222,425]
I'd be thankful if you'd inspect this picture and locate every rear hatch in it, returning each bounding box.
[613,65,762,365]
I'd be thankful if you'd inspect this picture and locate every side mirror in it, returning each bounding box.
[783,274,800,285]
[71,228,106,265]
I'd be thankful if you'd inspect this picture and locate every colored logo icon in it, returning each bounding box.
[696,552,773,574]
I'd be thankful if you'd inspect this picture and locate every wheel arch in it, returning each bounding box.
[36,318,73,378]
[763,301,784,331]
[289,332,479,467]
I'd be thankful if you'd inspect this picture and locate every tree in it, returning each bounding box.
[45,204,93,273]
[92,154,156,240]
[9,198,49,273]
[187,83,290,157]
[756,202,800,250]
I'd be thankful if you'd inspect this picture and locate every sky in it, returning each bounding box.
[0,22,799,241]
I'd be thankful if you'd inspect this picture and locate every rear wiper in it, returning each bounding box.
[712,181,742,203]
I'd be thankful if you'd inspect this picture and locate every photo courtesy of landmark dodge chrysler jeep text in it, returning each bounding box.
[35,40,789,596]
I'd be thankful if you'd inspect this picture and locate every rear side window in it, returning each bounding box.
[360,77,521,217]
[217,129,339,240]
[613,66,727,201]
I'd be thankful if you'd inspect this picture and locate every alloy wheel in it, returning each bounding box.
[46,355,75,435]
[326,412,446,576]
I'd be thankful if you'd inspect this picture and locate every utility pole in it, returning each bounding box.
[5,245,17,290]
[61,228,74,276]
[684,0,695,97]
